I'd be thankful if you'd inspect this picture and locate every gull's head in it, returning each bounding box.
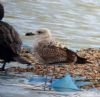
[26,28,52,41]
[34,28,52,39]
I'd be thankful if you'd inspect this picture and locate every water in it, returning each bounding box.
[2,0,100,49]
[0,0,100,97]
[0,72,100,97]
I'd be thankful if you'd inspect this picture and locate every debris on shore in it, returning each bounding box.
[6,48,100,89]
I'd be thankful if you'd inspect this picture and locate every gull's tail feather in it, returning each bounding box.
[76,56,91,64]
[14,56,31,65]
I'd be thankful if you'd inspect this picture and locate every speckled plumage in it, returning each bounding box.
[32,28,89,66]
[35,41,77,65]
[30,28,90,90]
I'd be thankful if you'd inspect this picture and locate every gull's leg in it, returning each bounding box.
[49,65,56,90]
[1,61,6,71]
[70,62,75,76]
[44,65,48,91]
[51,65,56,82]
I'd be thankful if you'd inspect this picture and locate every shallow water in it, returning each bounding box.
[0,70,100,97]
[2,0,100,49]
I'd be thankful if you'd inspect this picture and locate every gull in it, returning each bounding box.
[0,3,31,71]
[26,28,90,90]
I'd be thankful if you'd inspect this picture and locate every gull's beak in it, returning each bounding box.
[25,32,35,36]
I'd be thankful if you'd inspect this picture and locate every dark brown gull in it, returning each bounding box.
[0,3,31,71]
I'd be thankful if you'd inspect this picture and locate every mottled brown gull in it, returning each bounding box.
[26,28,90,90]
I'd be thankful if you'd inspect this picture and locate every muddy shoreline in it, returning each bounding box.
[5,48,100,90]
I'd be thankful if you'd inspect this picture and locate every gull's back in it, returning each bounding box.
[0,21,22,62]
[34,40,77,65]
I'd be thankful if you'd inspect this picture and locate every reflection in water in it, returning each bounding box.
[3,0,100,49]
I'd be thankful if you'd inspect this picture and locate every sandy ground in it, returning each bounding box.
[0,48,100,97]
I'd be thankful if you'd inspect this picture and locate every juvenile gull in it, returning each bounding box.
[26,28,90,90]
[0,3,31,71]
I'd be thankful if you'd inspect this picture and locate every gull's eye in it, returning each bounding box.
[37,31,43,34]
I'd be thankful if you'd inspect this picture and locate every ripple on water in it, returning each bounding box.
[3,0,100,49]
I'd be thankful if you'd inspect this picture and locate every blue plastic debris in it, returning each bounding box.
[29,76,46,82]
[74,76,93,87]
[76,81,93,87]
[50,74,80,92]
